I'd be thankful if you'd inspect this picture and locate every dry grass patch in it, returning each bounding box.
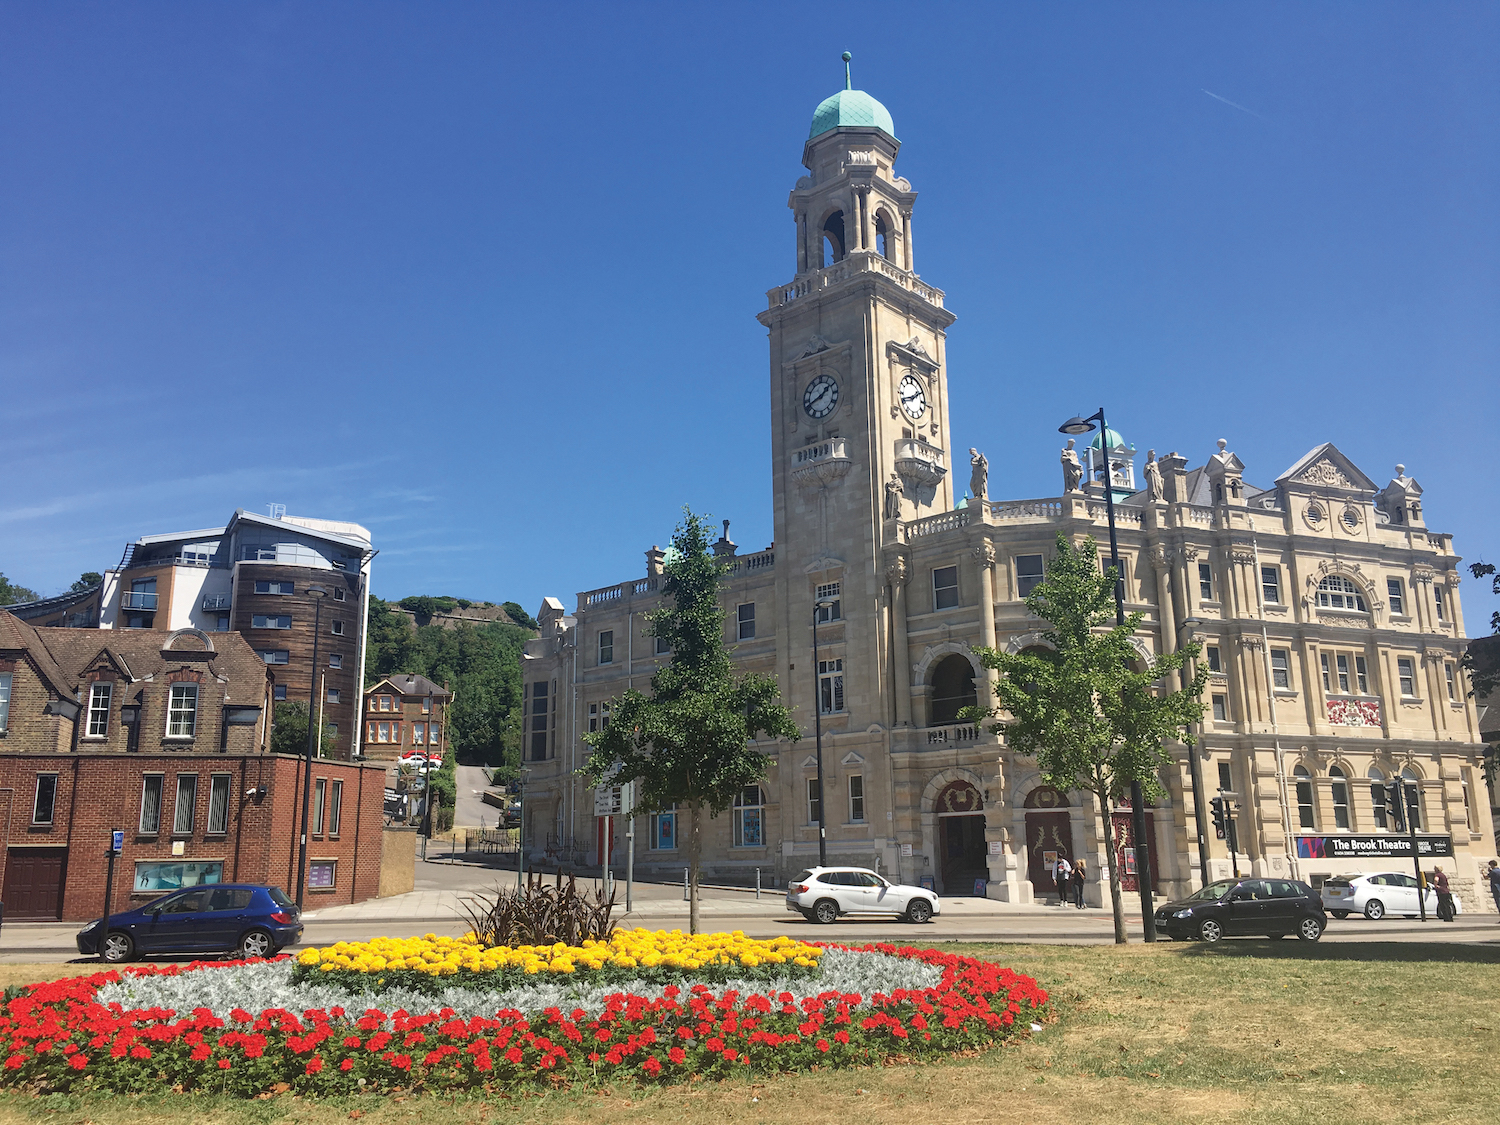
[0,941,1495,1125]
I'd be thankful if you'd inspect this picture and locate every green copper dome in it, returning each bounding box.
[1090,427,1129,450]
[809,52,896,141]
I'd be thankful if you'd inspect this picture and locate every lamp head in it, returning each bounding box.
[1058,415,1097,436]
[815,599,835,609]
[306,584,329,600]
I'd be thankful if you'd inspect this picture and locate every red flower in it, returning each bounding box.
[340,1058,355,1072]
[668,1047,686,1064]
[817,1039,830,1052]
[217,1059,232,1070]
[2,1057,22,1070]
[190,1045,212,1061]
[128,1045,151,1060]
[68,1055,88,1071]
[722,1048,738,1062]
[305,1056,324,1075]
[642,1057,662,1077]
[834,1030,850,1045]
[504,1046,523,1065]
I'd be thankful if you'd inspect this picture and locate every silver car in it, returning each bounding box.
[1321,871,1461,920]
[785,866,941,924]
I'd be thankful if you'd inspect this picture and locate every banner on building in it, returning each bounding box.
[1296,834,1453,860]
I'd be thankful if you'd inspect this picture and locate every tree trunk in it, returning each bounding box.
[688,800,702,935]
[1100,790,1127,944]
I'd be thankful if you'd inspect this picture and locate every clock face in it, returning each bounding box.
[898,374,928,419]
[803,373,839,419]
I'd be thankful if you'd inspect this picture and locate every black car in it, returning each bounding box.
[76,883,303,962]
[1154,877,1327,943]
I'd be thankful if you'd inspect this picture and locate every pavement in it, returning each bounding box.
[3,852,1497,963]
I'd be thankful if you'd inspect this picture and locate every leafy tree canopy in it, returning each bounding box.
[583,509,800,932]
[270,700,338,757]
[503,601,539,629]
[969,532,1206,943]
[71,572,103,592]
[0,572,40,606]
[1461,561,1500,702]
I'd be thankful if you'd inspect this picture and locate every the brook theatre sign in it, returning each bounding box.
[1296,835,1454,860]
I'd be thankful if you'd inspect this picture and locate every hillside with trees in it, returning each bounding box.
[364,596,532,771]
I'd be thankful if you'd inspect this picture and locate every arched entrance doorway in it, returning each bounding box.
[1110,801,1159,893]
[934,780,987,894]
[1023,786,1074,898]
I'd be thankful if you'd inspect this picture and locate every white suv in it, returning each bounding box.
[785,866,941,924]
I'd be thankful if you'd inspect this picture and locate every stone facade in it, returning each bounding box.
[520,76,1497,913]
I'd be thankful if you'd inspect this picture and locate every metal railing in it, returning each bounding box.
[202,594,231,610]
[120,592,158,610]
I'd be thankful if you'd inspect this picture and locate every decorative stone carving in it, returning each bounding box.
[1297,459,1354,489]
[884,555,909,588]
[1180,544,1200,562]
[883,471,905,520]
[1230,549,1256,566]
[1061,439,1084,493]
[1412,566,1435,585]
[1149,543,1170,571]
[1444,570,1461,588]
[973,540,996,569]
[1237,635,1264,650]
[969,448,989,501]
[903,335,930,358]
[798,334,832,359]
[1144,449,1163,502]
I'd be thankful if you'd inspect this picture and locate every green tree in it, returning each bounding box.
[71,572,103,592]
[270,701,337,757]
[502,601,539,629]
[0,572,40,606]
[1461,561,1500,701]
[969,532,1206,943]
[582,510,800,933]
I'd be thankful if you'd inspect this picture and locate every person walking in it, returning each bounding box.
[1488,860,1500,921]
[1053,855,1073,906]
[1072,857,1087,909]
[1432,865,1454,922]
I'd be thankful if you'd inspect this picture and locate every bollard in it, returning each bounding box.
[683,868,689,901]
[756,867,761,901]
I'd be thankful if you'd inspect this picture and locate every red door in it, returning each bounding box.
[3,848,68,921]
[1110,810,1159,892]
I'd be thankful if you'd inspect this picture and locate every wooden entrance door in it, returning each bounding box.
[1110,810,1159,892]
[1025,812,1074,895]
[3,848,68,921]
[934,781,987,894]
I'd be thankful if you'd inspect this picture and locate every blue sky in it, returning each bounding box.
[3,3,1497,630]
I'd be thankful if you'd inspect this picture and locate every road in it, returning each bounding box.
[453,763,498,829]
[2,854,1496,963]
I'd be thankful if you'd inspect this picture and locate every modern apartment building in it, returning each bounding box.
[98,509,375,760]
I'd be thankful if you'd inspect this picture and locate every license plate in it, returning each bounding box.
[1327,890,1342,896]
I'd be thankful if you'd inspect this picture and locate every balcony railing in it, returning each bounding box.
[791,437,851,488]
[894,437,947,487]
[120,592,158,610]
[926,723,980,746]
[767,251,947,311]
[202,594,231,611]
[728,549,775,575]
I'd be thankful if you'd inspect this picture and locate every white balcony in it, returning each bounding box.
[791,436,852,489]
[894,437,946,487]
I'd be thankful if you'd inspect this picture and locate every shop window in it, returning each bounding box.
[133,861,223,891]
[650,805,677,850]
[733,786,764,847]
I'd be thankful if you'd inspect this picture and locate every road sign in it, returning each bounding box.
[111,830,123,854]
[593,782,634,817]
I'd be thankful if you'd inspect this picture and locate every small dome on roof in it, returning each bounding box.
[1090,427,1129,450]
[809,53,896,141]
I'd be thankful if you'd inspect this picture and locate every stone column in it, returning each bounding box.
[973,539,997,710]
[886,557,912,727]
[1149,541,1178,686]
[796,211,807,274]
[901,209,914,270]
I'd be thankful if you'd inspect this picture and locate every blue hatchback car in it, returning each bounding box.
[75,884,303,963]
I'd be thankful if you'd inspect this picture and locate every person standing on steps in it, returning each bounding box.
[1072,857,1087,909]
[1053,855,1072,906]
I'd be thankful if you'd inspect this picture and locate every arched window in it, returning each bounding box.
[1329,766,1350,829]
[1368,766,1387,830]
[1317,575,1367,612]
[875,212,891,260]
[1293,765,1315,830]
[732,785,764,847]
[821,211,846,266]
[930,654,977,724]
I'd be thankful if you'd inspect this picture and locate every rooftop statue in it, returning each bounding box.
[1144,449,1163,502]
[1061,439,1084,494]
[969,448,989,502]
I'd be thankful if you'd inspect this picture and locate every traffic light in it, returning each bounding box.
[1383,780,1405,831]
[1210,797,1227,839]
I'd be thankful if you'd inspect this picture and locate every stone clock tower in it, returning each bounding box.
[757,55,957,736]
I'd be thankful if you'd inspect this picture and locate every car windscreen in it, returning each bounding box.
[1186,880,1238,902]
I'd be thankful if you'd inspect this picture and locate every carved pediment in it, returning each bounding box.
[1297,459,1353,489]
[1276,442,1377,493]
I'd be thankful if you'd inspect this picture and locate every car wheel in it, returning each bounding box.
[905,899,934,924]
[1331,910,1349,920]
[812,899,840,925]
[1297,916,1323,942]
[1198,918,1223,943]
[237,929,275,960]
[101,932,134,964]
[1364,899,1385,921]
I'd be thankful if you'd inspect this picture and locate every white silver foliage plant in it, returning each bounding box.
[95,948,942,1026]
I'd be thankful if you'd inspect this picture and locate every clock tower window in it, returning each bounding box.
[875,212,891,260]
[821,211,846,267]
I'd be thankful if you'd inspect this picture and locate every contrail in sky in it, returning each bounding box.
[1201,89,1264,119]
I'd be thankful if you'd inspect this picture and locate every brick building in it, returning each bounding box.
[0,610,389,921]
[361,674,451,763]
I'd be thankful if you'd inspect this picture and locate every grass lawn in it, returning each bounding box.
[0,939,1495,1125]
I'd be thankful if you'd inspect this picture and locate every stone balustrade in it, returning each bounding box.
[767,251,946,311]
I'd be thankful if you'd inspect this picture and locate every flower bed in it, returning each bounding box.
[292,930,823,993]
[0,939,1049,1096]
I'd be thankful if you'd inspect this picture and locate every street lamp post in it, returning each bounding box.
[295,584,329,910]
[517,767,530,891]
[811,600,835,866]
[1177,617,1209,887]
[1059,409,1158,941]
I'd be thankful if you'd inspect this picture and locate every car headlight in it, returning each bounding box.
[78,920,100,933]
[1173,909,1194,919]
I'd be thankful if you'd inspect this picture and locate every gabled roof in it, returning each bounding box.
[367,673,451,700]
[1276,443,1378,493]
[0,611,73,699]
